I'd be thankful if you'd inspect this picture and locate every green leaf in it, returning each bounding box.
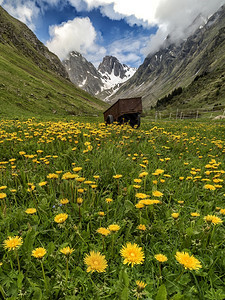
[171,293,184,300]
[17,271,24,290]
[23,228,37,261]
[186,227,194,236]
[124,200,134,213]
[119,269,129,287]
[155,284,167,300]
[47,241,55,255]
[32,287,42,300]
[120,287,129,300]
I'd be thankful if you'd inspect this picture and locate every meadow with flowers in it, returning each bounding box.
[0,118,225,299]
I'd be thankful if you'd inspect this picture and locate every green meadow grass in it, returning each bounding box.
[0,43,108,119]
[0,118,224,299]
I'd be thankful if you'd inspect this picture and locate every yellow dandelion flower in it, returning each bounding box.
[60,246,74,256]
[97,227,110,236]
[178,201,184,204]
[76,177,85,182]
[133,185,141,189]
[25,208,37,214]
[171,213,179,219]
[84,251,108,273]
[54,213,68,224]
[152,190,163,197]
[204,184,216,191]
[19,151,26,155]
[175,251,202,270]
[60,198,69,205]
[106,198,113,203]
[134,179,142,183]
[47,173,59,179]
[220,209,225,215]
[3,236,23,251]
[136,280,147,292]
[78,188,84,193]
[108,224,120,232]
[39,181,48,187]
[204,215,222,225]
[0,186,7,190]
[139,172,148,178]
[0,193,7,199]
[154,254,168,263]
[98,211,105,216]
[77,198,83,205]
[135,193,148,199]
[120,242,145,267]
[73,167,82,172]
[113,174,122,179]
[135,203,145,209]
[137,224,146,231]
[32,247,47,259]
[191,212,200,217]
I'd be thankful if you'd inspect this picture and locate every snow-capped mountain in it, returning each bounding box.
[63,53,136,100]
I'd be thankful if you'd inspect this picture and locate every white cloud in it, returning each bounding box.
[2,0,225,66]
[1,0,39,31]
[71,0,225,55]
[142,0,225,55]
[46,17,106,61]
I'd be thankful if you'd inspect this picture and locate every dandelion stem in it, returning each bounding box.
[40,260,48,292]
[15,250,20,273]
[158,262,162,282]
[209,225,216,244]
[65,257,69,291]
[176,268,185,282]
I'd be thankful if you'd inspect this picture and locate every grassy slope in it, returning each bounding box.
[0,6,108,119]
[0,43,108,119]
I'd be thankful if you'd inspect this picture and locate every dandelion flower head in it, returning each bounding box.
[54,213,68,224]
[120,242,145,267]
[154,254,168,263]
[25,208,37,214]
[175,251,202,270]
[32,247,47,259]
[84,251,108,273]
[3,236,23,251]
[60,246,74,256]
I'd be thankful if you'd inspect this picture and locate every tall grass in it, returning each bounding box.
[0,118,224,299]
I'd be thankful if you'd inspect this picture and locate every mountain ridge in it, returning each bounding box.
[63,52,136,100]
[108,5,225,111]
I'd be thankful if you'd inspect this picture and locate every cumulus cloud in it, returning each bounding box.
[1,0,39,30]
[70,0,225,55]
[1,0,225,65]
[142,0,225,55]
[46,17,106,61]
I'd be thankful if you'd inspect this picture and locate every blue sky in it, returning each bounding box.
[1,0,224,68]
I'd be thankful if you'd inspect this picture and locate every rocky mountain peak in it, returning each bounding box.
[63,53,136,100]
[98,56,128,79]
